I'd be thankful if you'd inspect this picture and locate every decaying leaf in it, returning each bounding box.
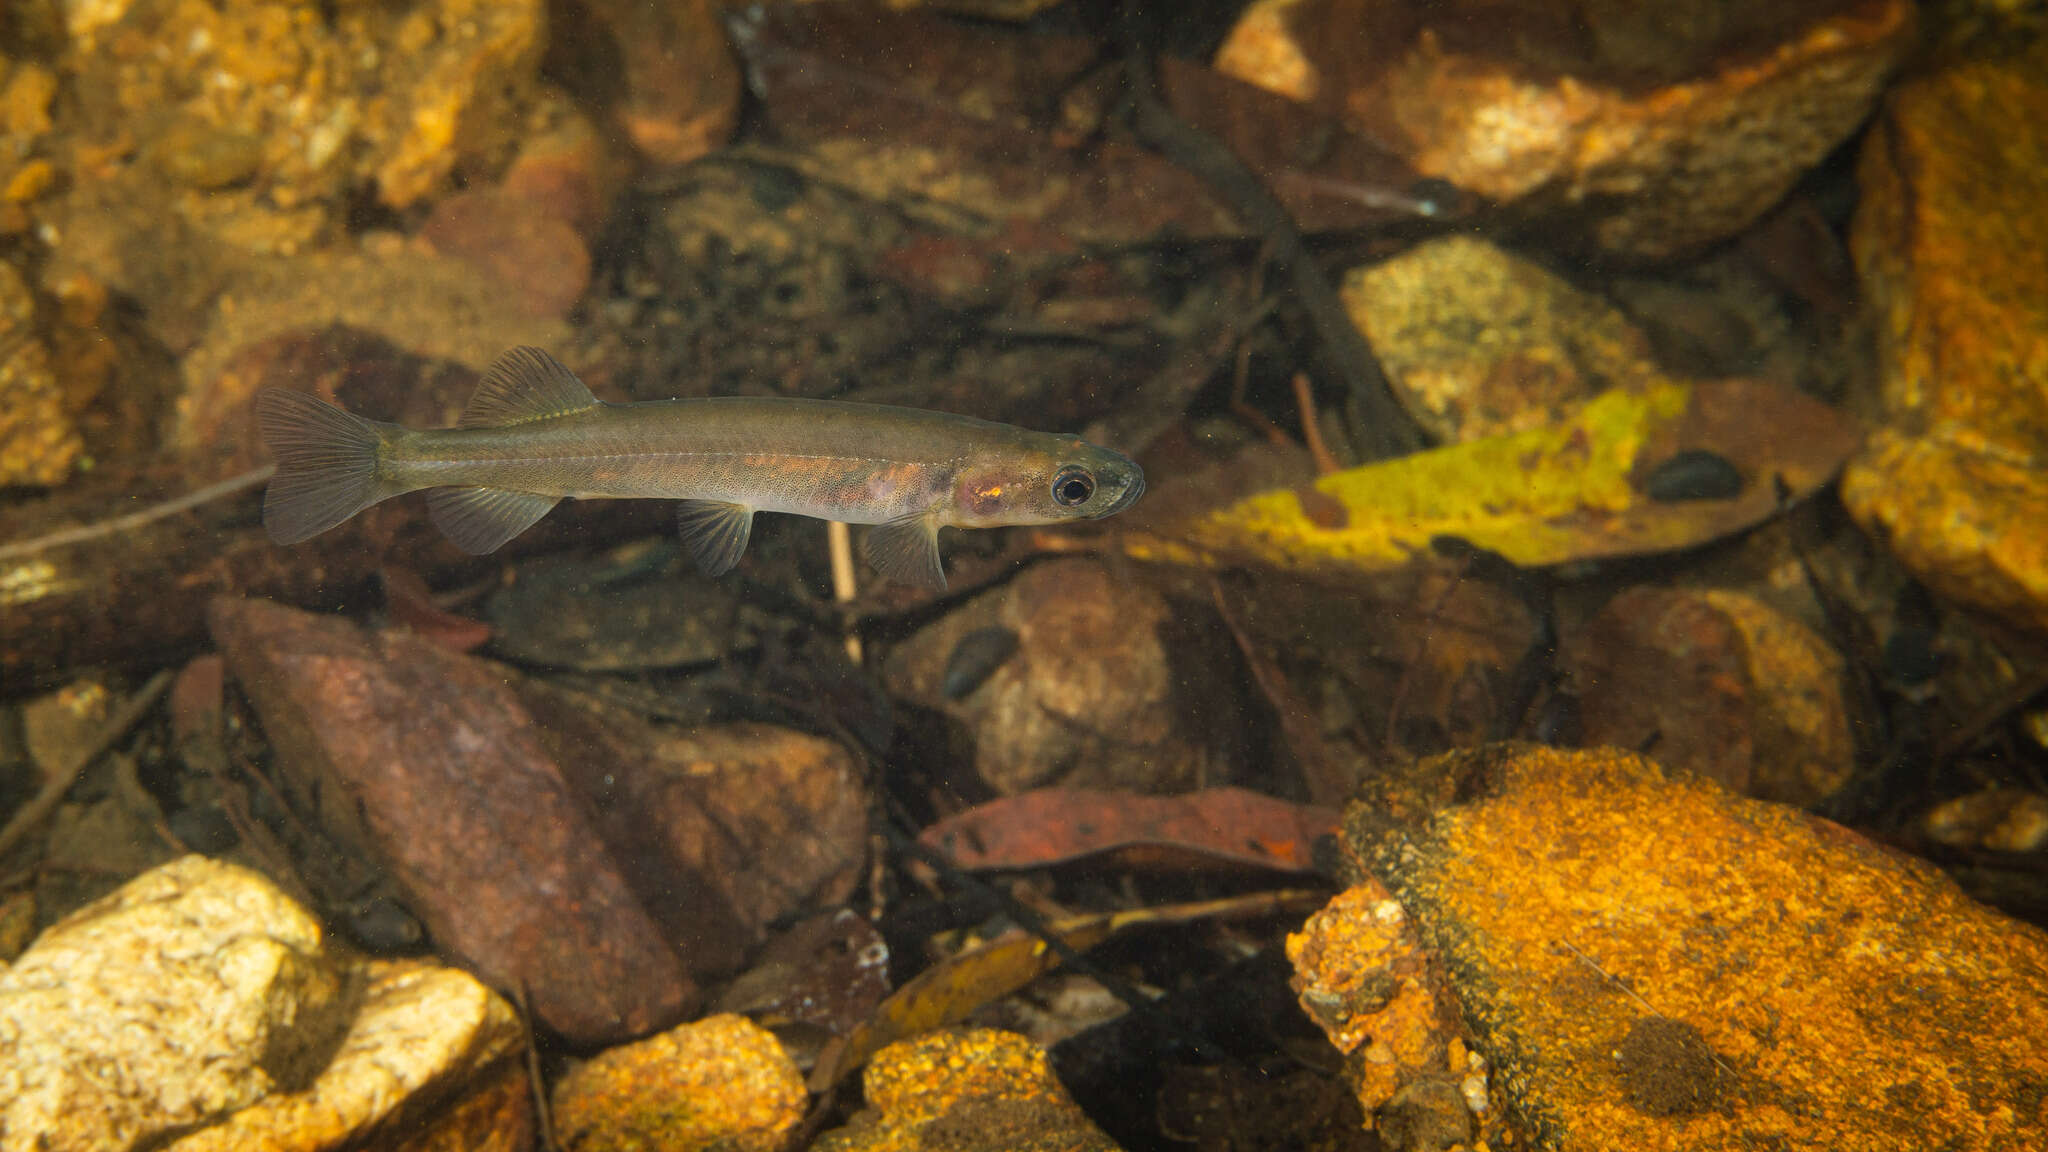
[1122,378,1860,577]
[919,787,1339,873]
[810,891,1322,1091]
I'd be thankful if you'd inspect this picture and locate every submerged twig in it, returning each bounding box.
[1116,13,1425,460]
[827,520,863,663]
[0,466,274,562]
[0,669,174,860]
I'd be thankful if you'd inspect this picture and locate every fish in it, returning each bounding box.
[256,346,1144,589]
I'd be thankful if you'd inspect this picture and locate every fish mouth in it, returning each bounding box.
[1097,466,1145,517]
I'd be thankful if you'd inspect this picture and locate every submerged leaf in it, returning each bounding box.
[1124,378,1860,576]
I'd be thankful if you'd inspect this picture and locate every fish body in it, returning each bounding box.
[257,346,1143,588]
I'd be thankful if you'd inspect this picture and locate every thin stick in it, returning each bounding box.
[1291,372,1343,475]
[827,520,863,663]
[0,466,274,562]
[0,669,174,859]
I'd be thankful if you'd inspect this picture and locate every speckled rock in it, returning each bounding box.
[0,856,347,1152]
[1340,235,1655,443]
[0,258,78,487]
[1839,38,2048,636]
[167,959,530,1152]
[1216,0,1914,259]
[1335,744,2048,1151]
[1569,586,1855,807]
[1288,883,1497,1150]
[815,1029,1120,1152]
[884,559,1237,795]
[552,1014,805,1152]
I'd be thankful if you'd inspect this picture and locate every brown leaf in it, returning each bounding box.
[919,787,1339,874]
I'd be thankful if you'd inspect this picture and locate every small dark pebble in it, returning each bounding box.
[1644,450,1745,502]
[167,804,240,853]
[941,626,1021,700]
[344,895,427,953]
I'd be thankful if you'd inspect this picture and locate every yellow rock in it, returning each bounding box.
[1339,744,2048,1150]
[551,1013,805,1152]
[816,1029,1119,1152]
[1842,40,2048,633]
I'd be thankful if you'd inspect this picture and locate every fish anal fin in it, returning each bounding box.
[676,500,754,577]
[864,512,946,590]
[460,347,600,429]
[427,486,560,554]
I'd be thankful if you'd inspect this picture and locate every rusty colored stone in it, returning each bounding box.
[207,596,694,1046]
[518,682,869,979]
[1288,882,1493,1147]
[1341,744,2048,1151]
[816,1029,1120,1152]
[884,559,1238,796]
[1839,38,2048,637]
[1569,586,1855,807]
[551,1014,805,1152]
[1217,0,1914,259]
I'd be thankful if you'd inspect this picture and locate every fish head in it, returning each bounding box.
[949,434,1145,528]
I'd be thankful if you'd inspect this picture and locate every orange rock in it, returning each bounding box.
[1216,0,1914,259]
[552,1014,805,1152]
[1287,883,1491,1145]
[1341,744,2048,1150]
[816,1029,1119,1152]
[1840,38,2048,635]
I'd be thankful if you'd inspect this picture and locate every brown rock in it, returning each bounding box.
[518,682,869,979]
[573,0,738,169]
[0,258,79,487]
[1217,0,1914,259]
[1339,744,2048,1151]
[815,1029,1120,1152]
[551,1014,805,1152]
[1569,586,1854,807]
[208,596,694,1046]
[884,559,1236,796]
[1839,38,2048,636]
[420,188,592,320]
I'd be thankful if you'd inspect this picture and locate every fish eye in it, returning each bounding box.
[1051,465,1096,507]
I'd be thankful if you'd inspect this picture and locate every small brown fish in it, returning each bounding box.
[257,346,1143,588]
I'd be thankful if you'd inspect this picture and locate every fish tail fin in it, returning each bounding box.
[256,389,400,544]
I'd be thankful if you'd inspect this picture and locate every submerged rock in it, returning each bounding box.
[1328,744,2048,1150]
[208,595,695,1046]
[551,1014,804,1152]
[0,856,347,1152]
[167,959,531,1152]
[815,1029,1120,1152]
[1217,0,1913,259]
[1569,586,1855,807]
[885,559,1238,796]
[1840,38,2048,637]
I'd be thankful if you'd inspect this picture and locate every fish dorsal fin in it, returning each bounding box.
[864,512,947,590]
[460,347,599,429]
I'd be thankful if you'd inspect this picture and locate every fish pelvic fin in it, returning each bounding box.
[460,346,600,428]
[864,511,947,590]
[427,487,562,555]
[257,389,402,545]
[675,500,755,577]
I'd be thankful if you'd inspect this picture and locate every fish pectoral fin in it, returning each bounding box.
[426,486,561,554]
[675,500,755,577]
[460,347,600,428]
[863,512,946,591]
